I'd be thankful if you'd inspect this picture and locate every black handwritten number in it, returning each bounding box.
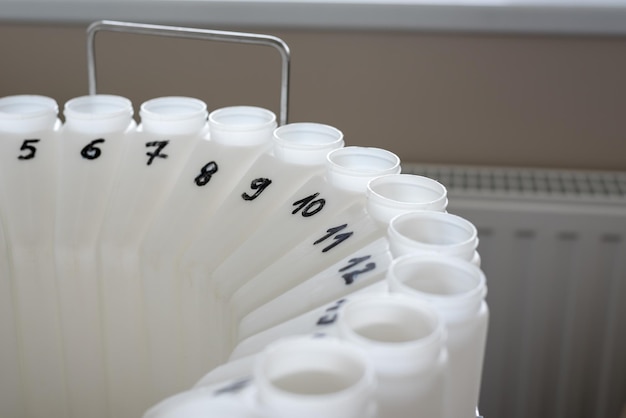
[242,177,272,201]
[145,141,169,165]
[194,161,218,186]
[316,299,347,326]
[313,224,354,253]
[17,139,40,160]
[292,192,326,217]
[338,255,376,285]
[80,138,105,160]
[213,377,251,396]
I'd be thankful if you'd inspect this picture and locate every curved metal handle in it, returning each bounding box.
[86,20,290,125]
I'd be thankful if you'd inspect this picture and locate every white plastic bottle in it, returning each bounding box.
[97,96,209,418]
[55,94,135,418]
[0,203,23,418]
[387,254,489,418]
[138,106,277,400]
[181,122,345,277]
[218,294,447,418]
[234,173,448,341]
[366,173,448,224]
[236,237,393,342]
[388,210,481,266]
[145,337,377,418]
[0,95,67,418]
[178,122,345,381]
[213,146,401,303]
[212,146,400,358]
[229,282,387,361]
[336,294,447,418]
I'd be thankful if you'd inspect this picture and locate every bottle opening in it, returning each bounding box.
[258,338,367,395]
[141,97,206,119]
[390,255,484,296]
[392,212,475,245]
[271,370,357,395]
[63,95,133,133]
[209,106,276,130]
[326,147,401,192]
[140,97,208,136]
[209,106,277,146]
[64,95,132,119]
[255,337,374,418]
[0,95,58,118]
[272,123,344,165]
[368,174,446,208]
[274,123,343,147]
[347,300,437,344]
[387,255,487,317]
[366,174,448,224]
[328,147,400,175]
[337,295,443,374]
[388,211,478,259]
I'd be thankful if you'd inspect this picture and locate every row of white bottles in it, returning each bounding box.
[148,251,487,418]
[0,94,488,418]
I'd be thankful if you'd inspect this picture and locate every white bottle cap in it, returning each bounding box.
[387,254,487,321]
[366,174,448,225]
[336,293,444,375]
[255,337,376,418]
[0,95,58,133]
[326,147,401,193]
[387,211,479,262]
[63,95,134,134]
[140,96,208,136]
[272,123,344,165]
[209,106,277,147]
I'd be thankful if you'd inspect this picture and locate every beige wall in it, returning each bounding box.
[1,22,625,171]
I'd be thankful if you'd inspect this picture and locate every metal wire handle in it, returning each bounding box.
[86,20,291,125]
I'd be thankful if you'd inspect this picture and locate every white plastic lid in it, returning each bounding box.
[387,211,479,261]
[209,106,277,146]
[387,254,487,321]
[366,174,448,225]
[0,95,58,133]
[326,147,401,193]
[272,123,344,165]
[336,293,444,375]
[63,95,133,134]
[140,96,207,136]
[255,337,376,418]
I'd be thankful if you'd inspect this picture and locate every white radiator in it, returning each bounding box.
[404,164,626,418]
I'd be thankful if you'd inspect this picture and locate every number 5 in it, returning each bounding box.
[17,139,40,160]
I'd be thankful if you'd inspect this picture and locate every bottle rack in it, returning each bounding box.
[0,20,485,418]
[86,20,291,125]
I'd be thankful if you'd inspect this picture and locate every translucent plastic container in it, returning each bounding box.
[177,122,345,382]
[145,337,376,418]
[217,294,447,418]
[237,237,393,342]
[235,174,449,342]
[138,106,277,399]
[388,254,489,418]
[212,146,401,358]
[56,94,136,418]
[97,96,209,418]
[336,294,447,418]
[229,282,388,361]
[0,95,66,418]
[388,211,481,266]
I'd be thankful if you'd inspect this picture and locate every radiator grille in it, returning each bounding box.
[404,163,626,202]
[403,163,626,418]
